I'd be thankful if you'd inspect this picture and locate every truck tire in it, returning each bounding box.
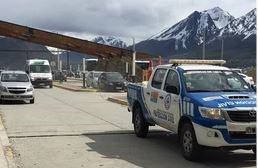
[50,84,53,88]
[133,107,149,138]
[180,123,201,161]
[30,98,35,104]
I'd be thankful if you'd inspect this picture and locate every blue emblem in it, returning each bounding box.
[164,94,171,110]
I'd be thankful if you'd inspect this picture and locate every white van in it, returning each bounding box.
[25,59,53,88]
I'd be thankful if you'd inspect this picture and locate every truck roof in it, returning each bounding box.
[157,64,230,71]
[26,59,50,65]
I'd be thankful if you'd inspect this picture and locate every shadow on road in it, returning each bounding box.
[85,131,256,168]
[0,100,29,105]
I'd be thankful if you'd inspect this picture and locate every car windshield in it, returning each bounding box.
[183,70,252,92]
[30,65,50,73]
[106,73,123,81]
[1,73,29,82]
[94,73,102,78]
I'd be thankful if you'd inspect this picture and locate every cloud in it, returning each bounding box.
[0,0,256,42]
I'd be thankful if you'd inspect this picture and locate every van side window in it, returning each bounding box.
[151,69,167,89]
[164,70,180,94]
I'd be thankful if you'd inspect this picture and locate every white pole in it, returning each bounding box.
[83,58,86,73]
[60,60,62,71]
[126,62,129,74]
[221,38,224,60]
[57,49,60,71]
[132,37,136,82]
[77,64,80,72]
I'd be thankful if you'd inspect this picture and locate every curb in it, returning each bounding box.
[107,97,127,106]
[0,115,16,168]
[53,83,98,92]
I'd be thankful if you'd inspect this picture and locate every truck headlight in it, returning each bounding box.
[0,86,7,92]
[27,86,34,92]
[198,107,224,120]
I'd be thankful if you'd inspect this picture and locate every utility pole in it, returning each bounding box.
[221,38,224,60]
[202,28,206,60]
[82,58,86,88]
[132,37,136,82]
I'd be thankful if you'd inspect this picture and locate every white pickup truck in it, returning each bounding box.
[127,60,256,161]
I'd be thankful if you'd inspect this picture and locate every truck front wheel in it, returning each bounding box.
[180,123,201,161]
[133,107,149,138]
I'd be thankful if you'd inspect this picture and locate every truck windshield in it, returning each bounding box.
[1,73,29,82]
[30,65,50,73]
[183,70,252,92]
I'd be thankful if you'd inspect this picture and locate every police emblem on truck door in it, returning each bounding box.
[164,94,171,110]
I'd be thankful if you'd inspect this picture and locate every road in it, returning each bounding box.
[0,88,255,168]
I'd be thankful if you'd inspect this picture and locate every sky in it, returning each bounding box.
[0,0,256,44]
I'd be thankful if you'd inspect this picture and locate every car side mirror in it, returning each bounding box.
[165,85,179,94]
[251,85,256,92]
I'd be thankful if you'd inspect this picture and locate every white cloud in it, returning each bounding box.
[0,0,255,44]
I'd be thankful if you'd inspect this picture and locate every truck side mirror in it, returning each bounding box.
[251,85,256,92]
[165,85,179,95]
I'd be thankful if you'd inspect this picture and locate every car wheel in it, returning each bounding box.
[50,84,53,88]
[252,147,256,155]
[133,107,149,138]
[180,123,201,161]
[30,98,35,104]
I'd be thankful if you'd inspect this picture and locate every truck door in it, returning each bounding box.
[144,68,167,122]
[158,69,181,131]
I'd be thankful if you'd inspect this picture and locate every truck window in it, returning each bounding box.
[164,70,180,94]
[151,68,167,89]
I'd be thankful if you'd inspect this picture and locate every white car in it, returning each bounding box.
[86,71,103,88]
[0,71,35,104]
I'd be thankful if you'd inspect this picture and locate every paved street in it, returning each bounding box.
[0,87,255,168]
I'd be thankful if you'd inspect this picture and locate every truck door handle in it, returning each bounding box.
[159,96,164,99]
[146,92,150,95]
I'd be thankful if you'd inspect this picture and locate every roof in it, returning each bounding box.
[1,70,27,74]
[157,64,230,71]
[178,64,230,71]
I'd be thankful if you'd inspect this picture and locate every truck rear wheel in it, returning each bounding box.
[133,107,149,138]
[180,123,201,161]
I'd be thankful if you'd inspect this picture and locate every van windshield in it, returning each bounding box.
[30,65,50,73]
[183,70,252,92]
[1,73,29,82]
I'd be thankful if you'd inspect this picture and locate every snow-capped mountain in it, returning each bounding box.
[135,7,256,67]
[149,7,234,49]
[219,8,256,40]
[202,7,234,29]
[92,36,127,48]
[147,9,219,50]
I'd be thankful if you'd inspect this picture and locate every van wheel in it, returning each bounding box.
[180,123,201,161]
[133,107,149,138]
[50,84,53,88]
[30,98,35,104]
